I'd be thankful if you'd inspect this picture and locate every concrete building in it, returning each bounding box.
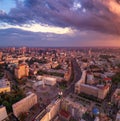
[36,75,57,86]
[44,77,57,86]
[59,109,71,121]
[12,93,37,117]
[39,99,61,121]
[0,52,2,61]
[61,97,87,120]
[111,89,120,108]
[116,110,120,121]
[76,83,109,100]
[87,73,94,84]
[64,67,72,82]
[0,78,11,93]
[97,85,110,99]
[15,63,29,79]
[0,106,8,121]
[75,71,87,94]
[80,84,98,97]
[75,71,110,100]
[26,80,43,89]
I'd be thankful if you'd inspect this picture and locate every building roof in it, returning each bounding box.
[92,108,100,115]
[59,110,70,119]
[104,78,111,81]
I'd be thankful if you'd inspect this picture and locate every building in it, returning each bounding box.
[59,109,71,121]
[75,70,110,100]
[61,97,87,120]
[38,99,61,121]
[0,78,11,93]
[15,63,29,79]
[12,93,37,117]
[76,83,110,100]
[87,73,94,84]
[79,84,98,97]
[75,71,87,94]
[116,110,120,121]
[111,89,120,108]
[0,51,2,61]
[0,106,8,121]
[64,67,72,82]
[36,75,57,86]
[44,77,57,86]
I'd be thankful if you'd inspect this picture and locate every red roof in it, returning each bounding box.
[104,78,111,81]
[59,110,70,119]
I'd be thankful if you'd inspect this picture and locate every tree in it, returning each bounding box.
[2,100,11,112]
[112,72,120,84]
[19,113,27,121]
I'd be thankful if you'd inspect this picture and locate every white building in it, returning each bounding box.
[44,77,56,86]
[12,93,37,117]
[75,71,86,93]
[87,73,94,84]
[0,106,8,121]
[36,75,57,86]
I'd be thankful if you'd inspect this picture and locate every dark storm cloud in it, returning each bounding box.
[1,0,120,34]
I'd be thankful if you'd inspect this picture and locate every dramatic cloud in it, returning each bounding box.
[0,22,72,34]
[0,28,120,47]
[0,0,120,35]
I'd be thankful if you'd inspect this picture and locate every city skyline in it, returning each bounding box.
[0,0,120,47]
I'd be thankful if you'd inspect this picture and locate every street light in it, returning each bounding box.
[58,91,63,98]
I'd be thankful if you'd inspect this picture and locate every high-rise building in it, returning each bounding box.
[15,63,29,79]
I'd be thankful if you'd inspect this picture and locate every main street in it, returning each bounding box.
[63,58,82,96]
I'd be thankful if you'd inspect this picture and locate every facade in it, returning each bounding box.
[111,89,120,108]
[59,110,71,121]
[12,93,37,117]
[0,78,11,93]
[87,73,94,84]
[75,71,86,94]
[80,84,98,97]
[15,63,29,79]
[116,110,120,121]
[76,83,109,100]
[0,51,2,61]
[36,75,57,86]
[64,67,72,81]
[40,99,61,121]
[61,97,87,120]
[0,106,8,121]
[97,85,110,99]
[44,77,57,86]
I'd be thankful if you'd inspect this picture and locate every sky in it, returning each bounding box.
[0,0,120,47]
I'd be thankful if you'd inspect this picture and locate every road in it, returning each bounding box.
[63,58,82,96]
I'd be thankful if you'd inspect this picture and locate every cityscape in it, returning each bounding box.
[0,0,120,121]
